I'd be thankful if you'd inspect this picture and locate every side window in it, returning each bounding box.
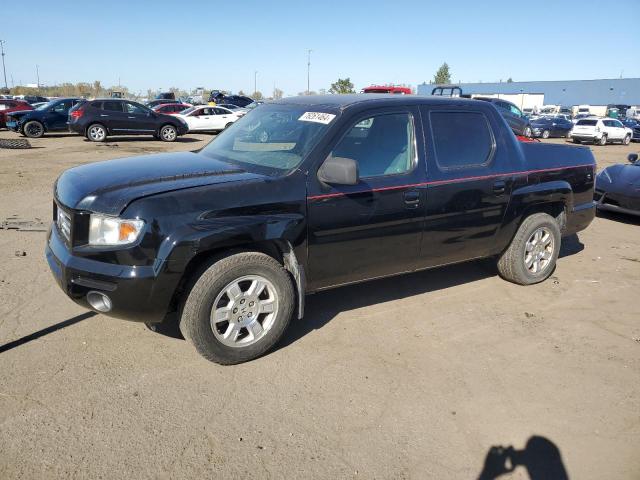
[53,101,71,113]
[509,104,522,117]
[102,101,123,112]
[125,102,147,115]
[214,108,228,115]
[430,111,494,170]
[613,120,624,128]
[331,113,416,178]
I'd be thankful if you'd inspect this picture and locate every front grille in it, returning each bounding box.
[56,205,72,243]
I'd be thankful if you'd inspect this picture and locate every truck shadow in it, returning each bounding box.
[596,210,640,226]
[476,435,568,480]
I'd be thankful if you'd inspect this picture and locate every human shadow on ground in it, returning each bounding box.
[476,435,569,480]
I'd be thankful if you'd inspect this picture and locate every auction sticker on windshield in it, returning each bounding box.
[298,112,336,124]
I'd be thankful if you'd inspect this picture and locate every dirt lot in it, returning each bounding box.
[0,130,638,479]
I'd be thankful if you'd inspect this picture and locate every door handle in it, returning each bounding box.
[493,180,506,195]
[128,116,136,119]
[100,114,109,117]
[403,190,420,208]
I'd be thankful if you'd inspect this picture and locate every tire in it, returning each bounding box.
[523,126,532,138]
[159,124,177,142]
[598,135,607,146]
[572,138,581,144]
[497,213,561,285]
[623,134,631,145]
[566,131,572,139]
[86,123,107,142]
[180,252,295,365]
[541,130,550,139]
[224,122,233,129]
[23,121,44,138]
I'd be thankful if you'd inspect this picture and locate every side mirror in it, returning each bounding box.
[318,155,359,186]
[628,153,638,163]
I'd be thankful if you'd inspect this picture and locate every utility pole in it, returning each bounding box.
[307,49,312,95]
[0,40,7,91]
[254,70,257,95]
[36,64,40,88]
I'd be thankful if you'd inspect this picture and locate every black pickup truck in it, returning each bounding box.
[47,95,596,364]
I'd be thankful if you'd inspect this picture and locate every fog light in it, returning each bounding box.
[87,291,112,312]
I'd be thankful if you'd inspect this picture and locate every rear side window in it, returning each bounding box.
[430,111,494,170]
[102,101,123,112]
[577,119,597,126]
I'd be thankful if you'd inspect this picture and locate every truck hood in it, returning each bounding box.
[55,151,260,215]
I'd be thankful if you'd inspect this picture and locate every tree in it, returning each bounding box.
[329,78,355,94]
[433,62,451,85]
[507,77,513,83]
[238,90,246,96]
[273,88,283,100]
[252,91,264,100]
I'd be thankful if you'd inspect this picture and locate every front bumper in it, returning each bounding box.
[594,189,640,216]
[46,225,180,323]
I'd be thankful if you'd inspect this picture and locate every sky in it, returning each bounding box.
[2,0,640,96]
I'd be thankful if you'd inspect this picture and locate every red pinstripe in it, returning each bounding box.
[307,163,595,201]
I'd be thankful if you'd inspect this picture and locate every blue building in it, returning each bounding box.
[417,78,640,106]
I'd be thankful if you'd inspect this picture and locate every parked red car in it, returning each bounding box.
[151,103,191,115]
[0,99,33,128]
[361,85,412,94]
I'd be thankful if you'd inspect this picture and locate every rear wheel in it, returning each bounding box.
[159,124,177,142]
[566,130,572,139]
[623,134,631,145]
[497,213,561,285]
[523,126,532,138]
[572,138,581,144]
[86,123,107,142]
[598,135,607,146]
[225,122,233,129]
[180,252,295,364]
[541,130,550,139]
[23,121,44,138]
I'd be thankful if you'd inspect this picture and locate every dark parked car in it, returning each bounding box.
[6,98,83,138]
[475,97,532,137]
[621,118,640,142]
[145,99,176,109]
[530,116,573,139]
[47,95,596,364]
[208,91,254,107]
[68,99,189,142]
[155,92,175,100]
[21,95,49,104]
[594,153,640,216]
[0,99,33,128]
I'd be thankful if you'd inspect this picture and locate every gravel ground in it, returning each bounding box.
[0,130,638,479]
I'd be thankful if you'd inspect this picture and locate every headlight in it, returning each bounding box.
[89,215,144,246]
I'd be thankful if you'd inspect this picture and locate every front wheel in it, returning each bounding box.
[572,138,581,144]
[23,121,44,138]
[497,213,561,285]
[523,126,532,138]
[159,124,177,142]
[180,252,295,364]
[224,122,233,129]
[541,130,550,139]
[623,134,631,145]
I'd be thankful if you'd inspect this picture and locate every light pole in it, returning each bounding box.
[0,40,7,91]
[307,49,312,95]
[254,70,257,95]
[36,64,40,88]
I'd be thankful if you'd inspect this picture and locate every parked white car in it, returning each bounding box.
[176,106,240,132]
[570,118,633,145]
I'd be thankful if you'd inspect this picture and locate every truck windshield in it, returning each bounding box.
[200,104,336,175]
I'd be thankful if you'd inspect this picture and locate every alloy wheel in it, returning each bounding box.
[524,227,554,274]
[210,275,279,348]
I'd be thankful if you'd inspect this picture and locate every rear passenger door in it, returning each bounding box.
[306,108,427,290]
[418,106,514,266]
[99,100,127,132]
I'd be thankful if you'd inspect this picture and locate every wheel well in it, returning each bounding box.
[522,202,566,231]
[166,240,286,316]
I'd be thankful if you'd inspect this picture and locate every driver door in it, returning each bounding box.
[123,102,156,133]
[306,107,427,290]
[49,100,73,130]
